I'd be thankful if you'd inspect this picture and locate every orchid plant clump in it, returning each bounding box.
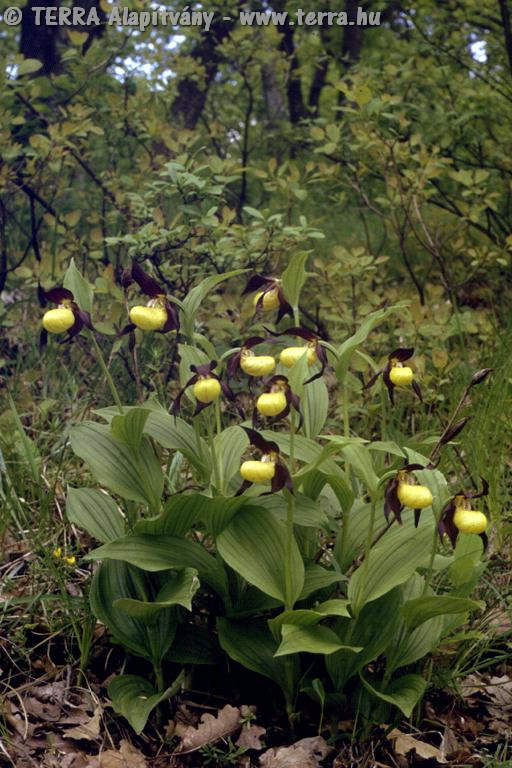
[45,257,492,735]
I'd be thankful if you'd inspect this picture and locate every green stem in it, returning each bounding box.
[343,381,350,438]
[357,499,377,614]
[293,305,300,326]
[215,397,222,437]
[423,522,438,596]
[284,417,296,611]
[206,409,222,492]
[89,333,124,413]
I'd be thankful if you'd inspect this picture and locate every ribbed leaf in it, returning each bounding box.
[111,408,150,451]
[348,514,435,615]
[69,422,163,508]
[217,506,304,605]
[360,673,427,718]
[134,493,246,538]
[66,487,125,543]
[214,426,249,490]
[401,594,483,631]
[90,560,176,663]
[114,568,199,620]
[86,535,228,599]
[303,375,329,438]
[63,258,93,313]
[108,674,181,734]
[217,618,297,702]
[181,269,248,338]
[275,624,360,657]
[281,252,309,311]
[299,564,345,600]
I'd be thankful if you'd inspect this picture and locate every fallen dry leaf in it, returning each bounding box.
[65,706,102,742]
[236,723,266,750]
[388,729,447,763]
[259,736,332,767]
[99,739,146,768]
[174,704,242,754]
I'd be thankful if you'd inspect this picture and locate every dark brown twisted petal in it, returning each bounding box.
[241,426,279,456]
[440,417,469,445]
[264,326,316,342]
[364,369,383,390]
[74,306,94,331]
[271,462,293,494]
[118,322,137,337]
[464,477,489,500]
[469,368,492,387]
[235,479,251,497]
[120,265,133,289]
[191,360,217,377]
[289,391,303,429]
[265,374,289,391]
[479,532,488,550]
[402,463,425,472]
[242,274,275,296]
[412,379,423,402]
[226,350,242,380]
[160,300,179,333]
[275,287,293,323]
[438,500,457,548]
[37,282,48,307]
[45,286,74,304]
[304,344,328,385]
[389,347,414,362]
[221,380,245,419]
[171,373,199,416]
[382,365,395,404]
[131,261,164,298]
[414,509,422,528]
[384,476,402,524]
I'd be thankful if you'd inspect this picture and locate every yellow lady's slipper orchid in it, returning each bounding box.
[397,482,433,509]
[42,306,75,334]
[193,377,222,404]
[280,345,317,368]
[65,555,76,566]
[253,287,280,311]
[389,365,414,387]
[129,304,168,331]
[256,390,287,417]
[53,547,62,559]
[240,353,276,377]
[453,508,487,534]
[240,459,276,483]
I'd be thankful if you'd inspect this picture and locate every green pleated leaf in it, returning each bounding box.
[108,673,182,734]
[299,564,346,600]
[335,303,408,385]
[348,514,435,615]
[86,534,228,599]
[63,258,93,313]
[281,252,309,311]
[90,560,177,663]
[334,500,378,572]
[275,624,360,657]
[256,493,329,528]
[181,269,248,338]
[326,588,402,690]
[217,506,304,606]
[114,568,199,621]
[69,422,163,509]
[303,375,329,439]
[66,487,125,543]
[360,673,427,718]
[111,408,150,451]
[217,618,297,702]
[342,444,379,496]
[166,624,220,666]
[145,411,210,478]
[214,426,249,490]
[135,493,245,538]
[401,594,483,631]
[261,431,342,476]
[268,600,351,638]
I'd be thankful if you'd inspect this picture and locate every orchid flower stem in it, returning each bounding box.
[293,305,300,326]
[89,333,124,414]
[343,381,350,438]
[358,498,377,613]
[423,522,438,595]
[206,409,222,493]
[215,398,222,438]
